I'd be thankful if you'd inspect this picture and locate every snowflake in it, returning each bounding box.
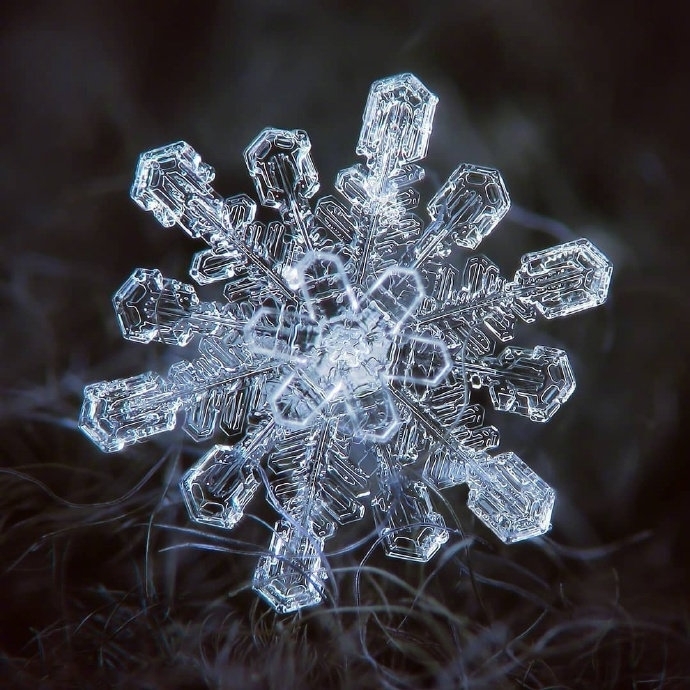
[79,74,612,614]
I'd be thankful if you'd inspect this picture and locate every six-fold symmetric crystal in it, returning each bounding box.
[79,74,612,613]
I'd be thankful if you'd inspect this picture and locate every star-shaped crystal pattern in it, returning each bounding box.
[248,253,450,444]
[79,74,612,613]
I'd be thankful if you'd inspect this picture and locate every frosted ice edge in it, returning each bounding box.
[78,73,612,613]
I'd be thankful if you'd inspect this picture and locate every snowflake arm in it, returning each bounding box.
[78,73,612,613]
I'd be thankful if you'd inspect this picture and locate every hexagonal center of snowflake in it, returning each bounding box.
[318,316,385,380]
[322,320,368,368]
[244,252,453,443]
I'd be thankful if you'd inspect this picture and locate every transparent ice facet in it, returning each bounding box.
[244,128,319,209]
[466,452,555,543]
[357,73,438,181]
[374,472,448,562]
[244,306,319,364]
[181,444,260,529]
[297,252,358,320]
[253,521,326,614]
[388,334,453,386]
[423,446,467,490]
[80,372,179,452]
[346,382,400,443]
[426,164,510,250]
[79,73,612,613]
[474,346,576,422]
[114,268,216,346]
[365,266,424,330]
[270,371,337,429]
[244,128,319,248]
[190,247,244,285]
[131,141,249,247]
[513,238,613,318]
[334,164,374,209]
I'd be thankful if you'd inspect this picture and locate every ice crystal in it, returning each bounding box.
[79,74,612,614]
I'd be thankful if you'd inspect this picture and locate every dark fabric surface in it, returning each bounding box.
[1,1,689,687]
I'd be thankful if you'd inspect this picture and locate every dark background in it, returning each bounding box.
[1,1,689,688]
